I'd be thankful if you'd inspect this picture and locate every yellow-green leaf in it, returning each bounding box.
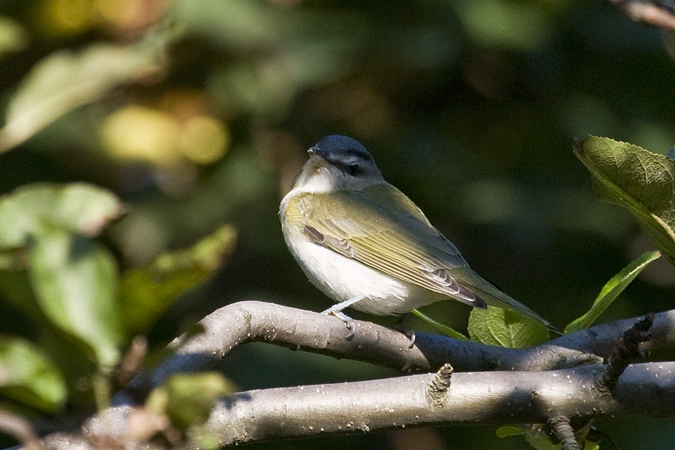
[468,306,549,348]
[0,35,167,152]
[0,16,28,58]
[0,183,124,250]
[0,337,67,412]
[496,426,525,438]
[119,225,237,334]
[411,309,468,340]
[574,136,675,265]
[29,228,124,369]
[565,251,661,334]
[147,372,236,430]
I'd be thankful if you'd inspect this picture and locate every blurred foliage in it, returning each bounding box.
[146,371,237,432]
[1,0,675,449]
[0,336,66,412]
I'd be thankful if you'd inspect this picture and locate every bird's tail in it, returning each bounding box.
[453,267,558,333]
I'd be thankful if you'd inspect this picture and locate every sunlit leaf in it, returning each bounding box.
[0,184,126,368]
[565,251,661,334]
[411,309,468,340]
[523,430,560,450]
[0,183,124,249]
[574,136,675,265]
[0,16,28,57]
[28,228,124,369]
[583,440,600,450]
[119,225,237,334]
[0,33,168,152]
[0,337,67,412]
[467,306,549,348]
[146,372,236,430]
[101,105,182,166]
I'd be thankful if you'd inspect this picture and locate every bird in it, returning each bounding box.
[279,135,553,336]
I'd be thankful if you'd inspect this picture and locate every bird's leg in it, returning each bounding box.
[321,296,364,338]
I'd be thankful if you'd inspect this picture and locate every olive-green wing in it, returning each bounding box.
[290,185,486,308]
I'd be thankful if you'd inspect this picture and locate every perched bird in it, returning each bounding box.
[280,135,552,335]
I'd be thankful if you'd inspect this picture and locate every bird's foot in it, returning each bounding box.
[321,296,364,339]
[393,320,416,348]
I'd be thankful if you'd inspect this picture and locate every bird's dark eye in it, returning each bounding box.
[348,164,360,175]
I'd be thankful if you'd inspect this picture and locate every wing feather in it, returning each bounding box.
[292,184,484,307]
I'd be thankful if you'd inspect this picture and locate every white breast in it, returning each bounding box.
[281,216,443,316]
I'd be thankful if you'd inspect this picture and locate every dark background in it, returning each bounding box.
[2,0,675,448]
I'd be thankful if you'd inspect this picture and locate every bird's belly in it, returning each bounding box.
[285,231,443,315]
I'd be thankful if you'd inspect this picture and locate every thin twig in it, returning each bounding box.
[594,313,654,393]
[548,416,581,450]
[0,412,44,450]
[426,363,453,408]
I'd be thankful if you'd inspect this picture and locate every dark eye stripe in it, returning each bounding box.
[323,149,372,169]
[329,159,358,175]
[341,148,373,161]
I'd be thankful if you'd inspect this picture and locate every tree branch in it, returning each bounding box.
[9,302,675,449]
[594,313,654,393]
[82,362,675,448]
[115,302,675,406]
[609,0,675,29]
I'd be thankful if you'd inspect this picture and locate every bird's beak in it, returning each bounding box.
[308,147,329,165]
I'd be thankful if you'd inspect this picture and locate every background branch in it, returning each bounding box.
[609,0,675,29]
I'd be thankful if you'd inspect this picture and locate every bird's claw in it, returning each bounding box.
[322,308,355,338]
[394,323,416,348]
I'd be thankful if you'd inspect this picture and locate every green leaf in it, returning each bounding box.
[467,306,549,348]
[0,33,168,152]
[565,250,661,334]
[0,337,67,412]
[524,430,560,450]
[583,440,600,450]
[411,309,468,340]
[0,265,44,321]
[147,372,236,430]
[574,136,675,265]
[0,183,124,249]
[28,228,124,369]
[496,426,525,438]
[119,225,237,334]
[524,431,599,450]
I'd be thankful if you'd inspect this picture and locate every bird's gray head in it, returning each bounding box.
[293,135,384,193]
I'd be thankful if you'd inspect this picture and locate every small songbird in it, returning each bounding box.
[280,135,552,335]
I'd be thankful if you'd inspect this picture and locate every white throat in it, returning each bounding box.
[294,167,339,194]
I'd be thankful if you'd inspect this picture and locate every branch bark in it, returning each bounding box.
[83,361,675,449]
[115,301,675,405]
[9,302,675,449]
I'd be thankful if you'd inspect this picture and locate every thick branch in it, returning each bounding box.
[78,362,675,449]
[11,302,675,449]
[114,302,675,406]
